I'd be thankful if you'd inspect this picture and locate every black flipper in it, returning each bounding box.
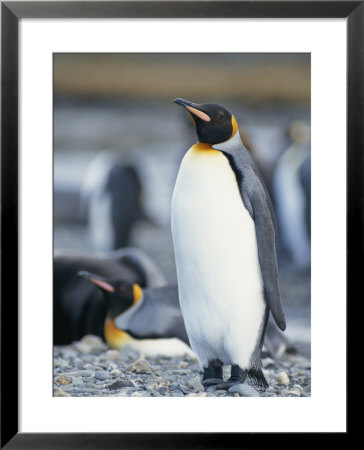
[248,173,286,331]
[219,143,286,331]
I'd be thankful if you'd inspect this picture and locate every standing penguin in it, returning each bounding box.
[171,98,286,391]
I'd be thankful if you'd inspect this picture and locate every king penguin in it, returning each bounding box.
[78,271,194,358]
[53,247,166,345]
[171,98,286,391]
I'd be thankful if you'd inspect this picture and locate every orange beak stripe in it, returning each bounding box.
[90,278,115,293]
[186,105,211,122]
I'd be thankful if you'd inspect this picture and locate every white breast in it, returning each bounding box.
[171,147,265,369]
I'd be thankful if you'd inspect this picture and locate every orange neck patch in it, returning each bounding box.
[104,318,132,350]
[191,142,218,154]
[231,115,238,137]
[132,284,142,305]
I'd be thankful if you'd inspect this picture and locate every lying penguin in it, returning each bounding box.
[171,98,286,391]
[78,271,194,358]
[53,247,166,345]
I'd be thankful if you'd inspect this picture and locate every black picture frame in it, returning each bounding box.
[1,1,358,448]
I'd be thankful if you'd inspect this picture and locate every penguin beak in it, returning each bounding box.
[78,271,115,293]
[174,98,211,122]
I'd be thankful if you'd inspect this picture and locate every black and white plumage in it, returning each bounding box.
[81,152,143,251]
[273,121,311,269]
[53,247,166,345]
[78,275,194,357]
[114,285,189,345]
[171,99,286,391]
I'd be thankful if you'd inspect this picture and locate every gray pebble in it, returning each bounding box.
[262,357,276,368]
[186,392,207,397]
[54,358,72,370]
[82,355,97,364]
[131,391,149,397]
[71,377,84,386]
[288,389,301,396]
[94,371,109,381]
[107,362,118,370]
[108,379,135,390]
[73,335,107,355]
[121,346,141,361]
[62,370,93,378]
[73,358,84,369]
[228,384,260,397]
[54,388,70,397]
[172,373,203,394]
[54,330,310,398]
[60,348,78,359]
[102,350,121,361]
[128,358,153,374]
[214,390,228,396]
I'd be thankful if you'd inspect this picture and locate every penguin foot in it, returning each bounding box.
[202,359,223,390]
[203,378,225,390]
[211,365,248,390]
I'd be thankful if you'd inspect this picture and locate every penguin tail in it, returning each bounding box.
[247,368,269,390]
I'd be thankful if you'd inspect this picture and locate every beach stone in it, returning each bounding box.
[121,346,141,361]
[94,371,109,381]
[290,367,305,377]
[215,390,228,396]
[281,389,290,396]
[176,373,204,394]
[102,350,121,361]
[71,377,83,386]
[128,358,153,374]
[82,355,97,364]
[228,384,260,397]
[54,388,70,397]
[277,371,290,385]
[288,389,301,396]
[131,391,149,397]
[54,358,72,370]
[73,358,84,369]
[107,362,118,370]
[63,370,93,378]
[60,347,78,359]
[108,379,135,390]
[109,369,122,378]
[262,357,275,368]
[55,375,71,385]
[186,392,207,397]
[73,335,107,355]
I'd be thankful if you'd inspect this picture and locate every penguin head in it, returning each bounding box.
[174,98,238,145]
[78,270,143,319]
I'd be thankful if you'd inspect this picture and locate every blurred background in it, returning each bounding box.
[54,53,311,355]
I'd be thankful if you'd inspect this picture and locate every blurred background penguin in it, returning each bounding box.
[54,53,310,359]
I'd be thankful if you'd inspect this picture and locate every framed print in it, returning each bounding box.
[1,1,360,447]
